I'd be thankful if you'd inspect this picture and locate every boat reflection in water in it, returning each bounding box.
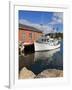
[30,48,63,74]
[34,48,60,61]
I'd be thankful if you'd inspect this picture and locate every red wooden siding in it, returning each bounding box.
[19,28,43,43]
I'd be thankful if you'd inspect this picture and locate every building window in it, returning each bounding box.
[22,32,25,41]
[29,33,32,39]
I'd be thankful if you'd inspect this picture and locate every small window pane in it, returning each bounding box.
[22,32,25,40]
[29,33,32,39]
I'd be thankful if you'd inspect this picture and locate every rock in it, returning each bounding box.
[36,69,63,78]
[19,67,36,79]
[35,74,46,78]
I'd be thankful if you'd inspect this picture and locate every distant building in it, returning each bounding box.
[19,24,43,44]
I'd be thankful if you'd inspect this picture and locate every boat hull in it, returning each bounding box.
[34,42,60,51]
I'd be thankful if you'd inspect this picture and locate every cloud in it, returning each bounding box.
[19,19,42,30]
[48,12,63,25]
[19,19,54,34]
[19,12,63,34]
[19,19,31,26]
[41,25,55,33]
[53,13,63,19]
[53,12,63,23]
[47,12,63,33]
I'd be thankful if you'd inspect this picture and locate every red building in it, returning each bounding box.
[19,24,43,45]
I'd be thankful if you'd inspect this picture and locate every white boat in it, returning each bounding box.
[34,35,60,51]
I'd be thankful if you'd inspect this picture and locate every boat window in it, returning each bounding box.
[42,39,49,42]
[47,39,49,42]
[42,39,43,41]
[44,39,46,42]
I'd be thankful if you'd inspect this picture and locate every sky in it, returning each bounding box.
[19,10,63,33]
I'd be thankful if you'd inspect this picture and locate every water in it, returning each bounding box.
[19,40,63,75]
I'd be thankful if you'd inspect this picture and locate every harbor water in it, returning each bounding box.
[19,40,63,75]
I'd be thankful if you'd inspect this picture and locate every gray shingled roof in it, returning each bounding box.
[19,23,43,33]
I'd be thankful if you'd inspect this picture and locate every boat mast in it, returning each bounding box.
[40,12,45,36]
